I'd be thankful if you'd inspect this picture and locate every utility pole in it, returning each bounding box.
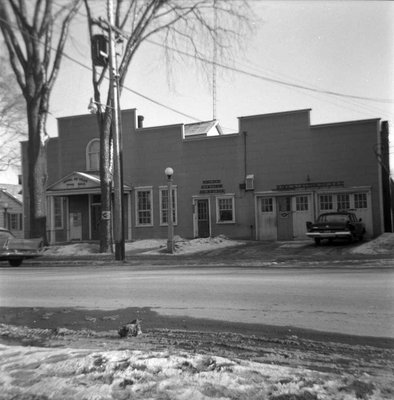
[107,0,125,261]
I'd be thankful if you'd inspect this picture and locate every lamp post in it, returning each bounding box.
[3,202,8,230]
[165,167,174,253]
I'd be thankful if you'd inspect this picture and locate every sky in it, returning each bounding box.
[46,1,394,168]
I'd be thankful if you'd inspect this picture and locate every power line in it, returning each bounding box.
[146,39,394,105]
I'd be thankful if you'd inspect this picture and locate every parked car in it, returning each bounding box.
[0,228,44,266]
[306,211,366,245]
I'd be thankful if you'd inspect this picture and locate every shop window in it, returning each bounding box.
[261,198,273,213]
[216,196,235,223]
[159,186,177,226]
[337,193,350,210]
[296,196,308,211]
[319,195,333,211]
[8,213,22,230]
[54,197,64,229]
[354,193,367,209]
[86,139,100,171]
[135,188,153,226]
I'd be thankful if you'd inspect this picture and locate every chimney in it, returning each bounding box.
[137,115,144,128]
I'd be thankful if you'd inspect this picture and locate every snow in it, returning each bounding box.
[0,343,388,399]
[43,233,394,258]
[350,233,394,255]
[44,235,244,257]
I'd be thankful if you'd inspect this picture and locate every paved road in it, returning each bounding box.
[0,263,393,337]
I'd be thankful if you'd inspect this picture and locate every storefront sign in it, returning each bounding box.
[62,176,89,188]
[276,181,344,191]
[199,179,225,194]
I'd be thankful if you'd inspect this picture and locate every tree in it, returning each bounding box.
[0,0,82,241]
[84,0,252,253]
[0,49,26,174]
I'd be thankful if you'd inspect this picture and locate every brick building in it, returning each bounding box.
[22,108,392,243]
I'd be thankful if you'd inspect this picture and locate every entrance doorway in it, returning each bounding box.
[196,199,210,238]
[90,194,101,240]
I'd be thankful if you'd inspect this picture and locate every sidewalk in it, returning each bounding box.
[34,234,394,267]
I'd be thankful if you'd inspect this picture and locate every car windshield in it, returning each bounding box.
[318,214,349,223]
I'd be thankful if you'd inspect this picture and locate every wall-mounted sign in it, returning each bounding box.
[62,176,89,188]
[101,211,111,220]
[276,181,344,191]
[199,179,225,194]
[48,172,100,192]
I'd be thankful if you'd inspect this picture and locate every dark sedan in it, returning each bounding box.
[0,228,44,266]
[306,211,366,245]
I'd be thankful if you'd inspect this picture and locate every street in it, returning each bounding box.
[0,262,393,338]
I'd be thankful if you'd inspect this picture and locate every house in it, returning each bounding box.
[0,184,24,238]
[21,108,392,243]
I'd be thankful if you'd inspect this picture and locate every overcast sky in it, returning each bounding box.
[48,0,393,166]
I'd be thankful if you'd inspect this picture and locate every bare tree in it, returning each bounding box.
[0,0,82,241]
[0,49,26,173]
[84,0,252,253]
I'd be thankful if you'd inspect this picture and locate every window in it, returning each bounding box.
[8,213,22,230]
[86,139,100,171]
[261,198,273,212]
[160,187,177,225]
[135,188,153,226]
[54,197,64,229]
[319,195,333,211]
[337,193,350,210]
[354,193,367,209]
[216,196,235,223]
[296,196,308,211]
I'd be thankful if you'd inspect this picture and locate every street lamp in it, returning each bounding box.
[3,202,9,230]
[165,167,174,254]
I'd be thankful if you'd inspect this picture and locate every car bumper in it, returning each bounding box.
[0,251,42,260]
[306,232,352,239]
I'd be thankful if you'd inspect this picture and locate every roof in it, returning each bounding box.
[184,120,223,137]
[0,184,22,204]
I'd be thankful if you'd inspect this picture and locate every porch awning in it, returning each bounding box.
[46,171,131,195]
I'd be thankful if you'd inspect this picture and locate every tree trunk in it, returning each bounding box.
[26,99,48,243]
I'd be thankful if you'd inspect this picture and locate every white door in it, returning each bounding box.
[257,197,277,240]
[70,212,82,241]
[292,195,314,239]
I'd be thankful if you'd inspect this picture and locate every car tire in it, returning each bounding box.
[314,238,321,246]
[9,259,23,267]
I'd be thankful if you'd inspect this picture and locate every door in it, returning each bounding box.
[277,196,293,240]
[257,197,277,240]
[69,212,82,241]
[91,204,101,240]
[197,199,210,238]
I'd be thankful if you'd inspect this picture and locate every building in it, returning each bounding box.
[21,108,392,243]
[0,184,24,238]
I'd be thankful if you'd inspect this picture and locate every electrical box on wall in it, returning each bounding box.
[245,174,254,191]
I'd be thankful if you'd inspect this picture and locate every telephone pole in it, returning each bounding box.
[107,0,125,261]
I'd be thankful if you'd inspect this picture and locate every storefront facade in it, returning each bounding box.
[21,108,392,243]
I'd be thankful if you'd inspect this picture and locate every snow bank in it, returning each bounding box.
[0,343,386,400]
[44,235,243,257]
[350,233,394,255]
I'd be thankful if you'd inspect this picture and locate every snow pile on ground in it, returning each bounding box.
[351,233,394,255]
[145,235,244,255]
[44,235,243,257]
[0,343,385,400]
